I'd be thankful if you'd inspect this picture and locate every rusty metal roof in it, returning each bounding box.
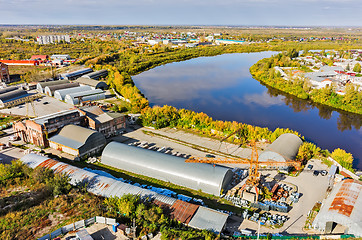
[170,200,199,224]
[313,179,362,237]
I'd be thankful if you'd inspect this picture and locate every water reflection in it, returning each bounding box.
[266,86,362,131]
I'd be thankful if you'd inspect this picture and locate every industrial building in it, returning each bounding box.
[259,133,303,162]
[75,77,109,90]
[0,89,31,108]
[36,79,70,93]
[0,60,40,66]
[49,125,106,158]
[31,55,49,62]
[54,85,92,101]
[13,109,84,147]
[81,69,108,80]
[20,153,229,233]
[80,106,126,137]
[44,82,79,96]
[50,55,71,60]
[0,62,10,83]
[37,35,71,44]
[313,179,362,237]
[101,142,233,196]
[60,68,93,81]
[64,89,105,105]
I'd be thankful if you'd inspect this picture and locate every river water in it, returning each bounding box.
[133,52,362,170]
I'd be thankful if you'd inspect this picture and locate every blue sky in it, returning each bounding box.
[0,0,361,26]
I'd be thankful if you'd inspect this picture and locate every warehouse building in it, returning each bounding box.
[101,142,233,196]
[20,153,229,233]
[64,89,105,105]
[44,82,79,96]
[75,77,109,90]
[82,69,108,80]
[36,79,70,93]
[60,68,93,81]
[0,89,30,108]
[0,86,18,94]
[313,179,362,237]
[259,133,303,162]
[0,60,39,66]
[80,106,126,137]
[13,109,85,147]
[50,54,71,60]
[54,85,92,101]
[0,62,10,83]
[49,125,106,158]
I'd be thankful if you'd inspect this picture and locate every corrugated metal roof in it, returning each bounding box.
[54,86,92,101]
[0,86,18,95]
[64,89,105,105]
[48,125,103,150]
[170,200,199,224]
[188,206,229,234]
[20,153,228,231]
[44,82,79,96]
[61,68,93,79]
[101,142,233,196]
[37,80,70,92]
[0,89,28,103]
[259,133,302,162]
[76,78,108,89]
[313,179,362,237]
[32,109,81,125]
[82,69,108,80]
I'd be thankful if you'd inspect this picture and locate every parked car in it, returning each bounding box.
[206,154,216,158]
[307,164,313,170]
[320,170,327,176]
[313,170,319,176]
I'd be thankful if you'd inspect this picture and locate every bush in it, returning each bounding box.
[331,148,354,171]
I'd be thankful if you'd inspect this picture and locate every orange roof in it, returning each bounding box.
[170,200,199,224]
[329,179,362,217]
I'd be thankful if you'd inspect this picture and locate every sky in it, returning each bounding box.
[0,0,362,26]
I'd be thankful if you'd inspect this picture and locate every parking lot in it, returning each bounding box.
[0,91,74,117]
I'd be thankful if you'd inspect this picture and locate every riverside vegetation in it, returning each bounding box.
[249,50,362,115]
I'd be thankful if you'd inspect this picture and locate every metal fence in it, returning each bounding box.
[37,216,116,240]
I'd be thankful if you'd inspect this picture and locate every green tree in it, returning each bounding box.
[331,148,354,171]
[353,63,361,73]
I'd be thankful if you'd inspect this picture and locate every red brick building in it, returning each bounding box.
[80,106,126,138]
[0,62,10,83]
[13,109,85,147]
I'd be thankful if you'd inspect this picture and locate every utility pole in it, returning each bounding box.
[132,218,136,240]
[257,220,260,240]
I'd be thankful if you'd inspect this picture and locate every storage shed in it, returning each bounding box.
[48,125,106,158]
[259,133,303,162]
[75,77,108,90]
[101,142,233,196]
[188,206,229,234]
[20,153,230,232]
[36,79,70,93]
[44,82,79,96]
[313,179,362,236]
[82,69,108,80]
[60,68,93,80]
[54,85,92,101]
[0,89,29,108]
[0,86,18,95]
[64,89,105,105]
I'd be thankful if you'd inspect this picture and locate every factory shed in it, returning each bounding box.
[0,86,18,95]
[36,79,70,93]
[75,77,108,90]
[170,200,199,224]
[101,142,233,196]
[48,125,106,158]
[44,82,79,96]
[188,206,229,234]
[0,89,29,108]
[313,179,362,237]
[64,89,105,105]
[259,133,303,162]
[20,154,230,232]
[54,85,92,101]
[82,69,108,80]
[60,68,93,80]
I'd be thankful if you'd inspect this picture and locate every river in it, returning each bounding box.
[132,51,362,170]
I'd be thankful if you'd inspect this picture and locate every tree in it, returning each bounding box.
[353,63,361,73]
[346,64,350,71]
[331,148,354,171]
